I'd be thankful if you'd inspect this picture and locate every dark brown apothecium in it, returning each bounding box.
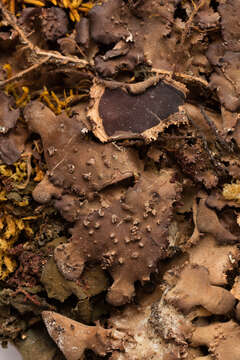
[88,77,186,142]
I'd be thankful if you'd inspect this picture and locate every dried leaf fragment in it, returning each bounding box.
[41,257,109,302]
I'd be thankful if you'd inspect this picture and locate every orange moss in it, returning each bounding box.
[2,0,96,21]
[39,84,89,114]
[2,64,30,107]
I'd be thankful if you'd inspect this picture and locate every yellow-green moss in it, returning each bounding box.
[223,183,240,202]
[0,159,44,280]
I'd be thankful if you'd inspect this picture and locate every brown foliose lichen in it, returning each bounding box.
[24,101,142,198]
[54,170,181,306]
[2,0,240,359]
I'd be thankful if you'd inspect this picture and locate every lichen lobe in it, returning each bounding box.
[54,170,181,306]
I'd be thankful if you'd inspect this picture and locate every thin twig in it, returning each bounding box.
[0,3,34,49]
[200,106,233,153]
[36,49,89,66]
[0,57,49,87]
[152,67,208,87]
[181,0,207,45]
[0,3,89,68]
[14,288,41,306]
